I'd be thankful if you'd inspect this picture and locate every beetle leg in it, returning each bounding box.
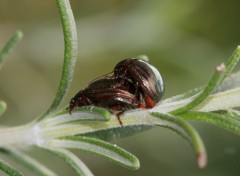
[116,111,124,126]
[116,108,125,126]
[105,105,125,126]
[108,109,124,126]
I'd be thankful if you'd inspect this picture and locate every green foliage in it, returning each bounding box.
[0,0,240,175]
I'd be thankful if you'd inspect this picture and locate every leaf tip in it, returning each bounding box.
[216,63,225,72]
[131,157,140,170]
[135,55,149,62]
[16,30,23,39]
[197,152,207,169]
[0,101,7,116]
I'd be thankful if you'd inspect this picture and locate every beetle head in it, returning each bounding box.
[69,91,88,114]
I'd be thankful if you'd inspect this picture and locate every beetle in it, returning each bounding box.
[69,78,146,125]
[113,58,164,108]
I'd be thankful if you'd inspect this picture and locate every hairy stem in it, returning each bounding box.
[0,123,36,147]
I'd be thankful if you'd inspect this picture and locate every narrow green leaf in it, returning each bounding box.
[83,125,152,141]
[0,31,23,68]
[48,136,140,170]
[194,87,240,112]
[0,101,7,116]
[166,46,240,114]
[179,111,240,136]
[44,148,94,176]
[0,159,23,176]
[151,112,207,168]
[0,148,57,176]
[213,109,240,121]
[222,46,240,81]
[171,63,225,115]
[38,0,77,121]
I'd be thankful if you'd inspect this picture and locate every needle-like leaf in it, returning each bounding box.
[194,87,240,112]
[0,148,57,176]
[213,109,240,121]
[38,0,77,121]
[44,147,94,176]
[222,46,240,81]
[0,159,23,176]
[180,111,240,135]
[169,46,240,115]
[46,136,140,170]
[150,112,207,168]
[171,63,225,115]
[0,31,23,69]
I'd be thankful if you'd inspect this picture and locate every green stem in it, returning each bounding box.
[38,0,77,121]
[0,123,35,147]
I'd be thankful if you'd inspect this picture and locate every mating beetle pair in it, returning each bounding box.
[69,58,164,125]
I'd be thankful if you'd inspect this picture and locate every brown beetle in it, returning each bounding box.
[69,78,146,125]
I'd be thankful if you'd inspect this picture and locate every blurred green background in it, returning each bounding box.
[1,0,240,175]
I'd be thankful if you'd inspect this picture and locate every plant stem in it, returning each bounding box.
[0,123,36,147]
